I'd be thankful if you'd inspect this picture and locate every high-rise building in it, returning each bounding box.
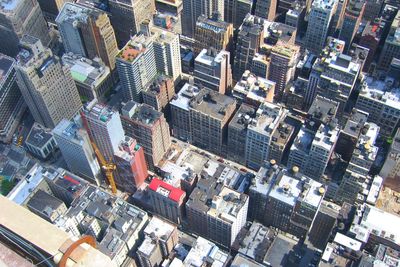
[148,178,186,224]
[116,24,181,102]
[378,10,400,70]
[62,54,113,101]
[347,122,379,176]
[224,0,253,28]
[77,0,155,48]
[56,3,119,70]
[233,14,266,81]
[184,237,231,266]
[362,0,383,21]
[182,0,225,37]
[0,54,26,143]
[227,104,257,165]
[186,183,248,247]
[189,88,236,155]
[335,109,369,162]
[355,77,400,137]
[287,119,339,180]
[268,43,300,101]
[194,48,232,94]
[268,121,295,165]
[121,101,171,170]
[248,162,325,239]
[245,103,287,170]
[37,0,71,21]
[142,75,175,112]
[81,103,125,160]
[53,118,102,185]
[116,34,157,103]
[194,13,233,55]
[113,136,148,193]
[254,0,278,21]
[137,216,179,267]
[151,25,182,84]
[155,0,183,34]
[0,0,50,57]
[339,0,365,52]
[359,19,384,72]
[170,83,201,142]
[307,200,340,250]
[305,0,338,54]
[232,70,275,106]
[15,36,82,129]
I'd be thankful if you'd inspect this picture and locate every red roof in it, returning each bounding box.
[149,178,185,203]
[64,175,80,185]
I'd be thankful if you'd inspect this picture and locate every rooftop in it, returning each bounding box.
[183,236,229,267]
[233,70,275,103]
[0,0,19,12]
[121,101,163,126]
[247,102,284,135]
[189,88,236,120]
[231,254,263,267]
[143,216,176,241]
[170,83,201,111]
[56,2,102,25]
[148,178,185,203]
[25,123,54,149]
[195,48,229,66]
[62,54,110,88]
[342,109,369,137]
[229,103,257,131]
[250,163,325,208]
[311,0,337,11]
[117,34,152,62]
[308,96,338,124]
[85,103,118,124]
[196,14,232,34]
[26,189,65,219]
[264,21,297,45]
[207,186,248,223]
[358,77,400,109]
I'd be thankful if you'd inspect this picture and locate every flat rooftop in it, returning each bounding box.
[26,123,54,149]
[117,34,152,62]
[121,101,162,126]
[143,216,176,240]
[170,83,200,111]
[56,2,101,24]
[62,54,110,88]
[247,102,283,135]
[183,236,229,267]
[189,89,236,120]
[195,48,228,66]
[359,77,400,109]
[229,103,257,131]
[0,0,19,12]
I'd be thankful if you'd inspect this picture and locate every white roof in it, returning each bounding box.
[183,237,228,267]
[7,165,57,205]
[269,175,302,206]
[360,205,400,245]
[333,233,362,251]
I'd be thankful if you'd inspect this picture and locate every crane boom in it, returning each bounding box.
[91,140,117,194]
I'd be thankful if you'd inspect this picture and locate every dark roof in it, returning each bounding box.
[26,123,54,149]
[27,190,65,217]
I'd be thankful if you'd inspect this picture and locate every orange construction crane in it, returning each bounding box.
[91,141,117,194]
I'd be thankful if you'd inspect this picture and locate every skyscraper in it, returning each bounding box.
[378,10,400,71]
[224,0,253,28]
[182,0,225,37]
[15,36,82,129]
[194,48,232,94]
[268,43,300,101]
[76,0,155,48]
[305,0,338,54]
[114,136,148,192]
[233,14,266,80]
[37,0,71,21]
[81,103,125,160]
[0,0,50,57]
[121,101,171,170]
[56,3,119,70]
[0,54,26,143]
[245,103,287,170]
[254,0,278,21]
[338,0,365,52]
[116,33,157,102]
[53,118,102,185]
[194,13,233,55]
